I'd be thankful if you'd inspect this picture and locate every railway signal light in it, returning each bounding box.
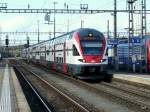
[5,35,9,47]
[26,35,29,48]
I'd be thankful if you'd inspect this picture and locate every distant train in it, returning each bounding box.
[22,28,111,80]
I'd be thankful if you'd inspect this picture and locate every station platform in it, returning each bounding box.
[0,64,31,112]
[111,71,150,85]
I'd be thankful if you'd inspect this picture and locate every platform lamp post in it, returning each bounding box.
[141,0,147,73]
[64,2,69,32]
[114,0,118,71]
[37,20,40,43]
[80,4,88,29]
[44,13,53,40]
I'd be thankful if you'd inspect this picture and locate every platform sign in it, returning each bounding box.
[129,37,141,45]
[117,43,141,58]
[107,39,118,45]
[118,40,128,44]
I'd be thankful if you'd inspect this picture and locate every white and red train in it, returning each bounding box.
[22,28,110,80]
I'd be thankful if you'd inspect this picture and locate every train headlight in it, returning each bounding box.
[83,59,86,63]
[100,59,106,62]
[78,59,86,63]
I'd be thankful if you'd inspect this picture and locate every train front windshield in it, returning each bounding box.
[81,41,102,55]
[78,29,104,56]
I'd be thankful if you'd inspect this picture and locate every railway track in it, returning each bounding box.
[14,64,92,112]
[57,75,150,112]
[10,59,150,112]
[101,81,150,99]
[112,78,150,91]
[31,63,150,112]
[92,82,150,111]
[14,66,53,112]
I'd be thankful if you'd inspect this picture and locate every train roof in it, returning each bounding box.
[29,28,103,48]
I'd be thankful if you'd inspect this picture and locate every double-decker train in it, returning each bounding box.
[22,28,111,80]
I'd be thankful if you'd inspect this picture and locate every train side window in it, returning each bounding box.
[58,57,60,63]
[47,50,50,55]
[58,57,59,63]
[62,58,63,63]
[60,58,62,63]
[106,48,108,56]
[59,57,61,63]
[57,57,59,63]
[73,45,79,56]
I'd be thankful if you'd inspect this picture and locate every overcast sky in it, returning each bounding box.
[0,0,150,45]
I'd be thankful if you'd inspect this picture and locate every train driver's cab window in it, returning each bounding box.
[73,45,79,56]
